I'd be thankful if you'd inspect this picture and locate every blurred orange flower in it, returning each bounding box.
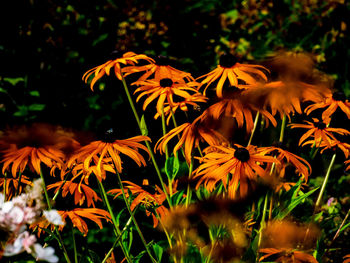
[0,124,76,177]
[259,248,318,263]
[195,144,278,198]
[0,175,32,199]
[83,51,154,90]
[197,53,268,98]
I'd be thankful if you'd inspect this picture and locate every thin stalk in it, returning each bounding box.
[257,193,269,261]
[52,172,71,201]
[315,153,336,209]
[115,171,157,263]
[185,158,194,207]
[333,208,350,241]
[247,112,260,146]
[72,228,78,263]
[101,211,135,263]
[97,179,132,263]
[3,172,7,201]
[161,106,169,159]
[39,170,71,263]
[121,76,171,207]
[279,114,286,142]
[16,172,22,196]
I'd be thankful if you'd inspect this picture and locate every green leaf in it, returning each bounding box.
[140,114,148,136]
[28,104,45,111]
[225,9,238,20]
[0,87,8,93]
[152,243,163,262]
[171,190,185,205]
[92,33,108,46]
[29,90,40,97]
[3,77,24,86]
[165,155,180,180]
[13,105,28,117]
[276,187,319,219]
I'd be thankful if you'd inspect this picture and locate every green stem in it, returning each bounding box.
[52,172,71,201]
[247,112,260,146]
[257,193,269,260]
[16,172,22,196]
[72,227,78,263]
[121,76,171,207]
[101,211,135,263]
[315,153,337,209]
[279,114,286,143]
[185,158,194,207]
[115,171,157,263]
[161,106,169,159]
[97,179,132,263]
[39,170,72,263]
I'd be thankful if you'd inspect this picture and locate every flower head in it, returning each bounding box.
[133,78,201,116]
[194,144,278,198]
[155,112,227,163]
[197,53,268,98]
[83,51,154,90]
[122,55,194,82]
[67,129,150,178]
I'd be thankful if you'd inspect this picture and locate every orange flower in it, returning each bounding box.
[67,129,150,178]
[59,208,111,235]
[122,55,194,82]
[344,254,350,263]
[259,248,318,263]
[47,180,101,207]
[155,113,227,163]
[197,53,268,98]
[82,51,154,90]
[262,145,312,181]
[0,175,33,200]
[302,139,350,158]
[108,179,172,227]
[345,159,350,171]
[207,96,277,133]
[241,80,329,119]
[0,124,75,177]
[305,91,350,121]
[194,144,278,198]
[153,93,208,124]
[289,119,350,147]
[133,78,200,116]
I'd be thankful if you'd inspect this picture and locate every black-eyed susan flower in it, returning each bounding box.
[0,124,76,177]
[67,129,150,178]
[82,51,154,90]
[262,145,312,181]
[259,248,318,263]
[194,144,278,198]
[197,53,268,98]
[153,93,208,124]
[122,55,194,82]
[133,77,200,116]
[108,179,172,227]
[302,139,350,158]
[305,91,350,121]
[155,112,227,163]
[289,119,350,147]
[47,180,101,207]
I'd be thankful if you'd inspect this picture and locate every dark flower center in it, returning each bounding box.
[109,50,123,60]
[314,122,326,130]
[234,147,250,162]
[332,91,346,102]
[219,54,237,68]
[101,128,117,143]
[155,55,170,66]
[160,78,173,87]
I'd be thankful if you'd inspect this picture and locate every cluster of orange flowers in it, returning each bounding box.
[1,50,350,262]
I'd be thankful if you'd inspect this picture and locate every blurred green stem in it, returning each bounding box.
[247,112,260,146]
